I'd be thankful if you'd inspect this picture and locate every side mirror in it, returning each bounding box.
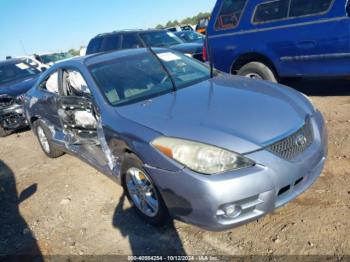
[40,67,47,72]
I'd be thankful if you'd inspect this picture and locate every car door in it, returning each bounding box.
[283,0,349,76]
[56,67,116,175]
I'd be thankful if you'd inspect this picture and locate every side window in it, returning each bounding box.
[40,71,59,94]
[86,37,103,54]
[215,0,247,30]
[62,69,90,97]
[289,0,333,17]
[122,34,143,49]
[253,0,289,23]
[102,35,122,52]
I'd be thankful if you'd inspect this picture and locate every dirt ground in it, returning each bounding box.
[0,78,349,258]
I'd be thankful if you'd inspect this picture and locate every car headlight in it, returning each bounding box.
[184,53,193,57]
[151,137,255,175]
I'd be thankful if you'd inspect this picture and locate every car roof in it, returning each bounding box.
[93,29,166,39]
[53,47,168,68]
[0,58,24,66]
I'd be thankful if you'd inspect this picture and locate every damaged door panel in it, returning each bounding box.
[57,96,98,144]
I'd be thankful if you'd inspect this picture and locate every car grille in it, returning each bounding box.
[268,117,314,161]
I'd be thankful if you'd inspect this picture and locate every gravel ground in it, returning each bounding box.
[0,79,349,258]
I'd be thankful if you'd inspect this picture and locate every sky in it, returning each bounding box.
[0,0,216,59]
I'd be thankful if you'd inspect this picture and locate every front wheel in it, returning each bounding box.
[122,154,169,226]
[237,61,278,83]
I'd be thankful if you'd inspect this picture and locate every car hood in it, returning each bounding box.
[116,75,313,154]
[170,42,203,54]
[0,76,39,97]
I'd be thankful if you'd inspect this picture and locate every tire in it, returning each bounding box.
[237,61,278,83]
[122,153,169,226]
[33,120,64,158]
[0,125,11,137]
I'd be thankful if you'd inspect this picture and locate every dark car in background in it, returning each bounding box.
[86,30,204,61]
[206,0,350,82]
[175,31,205,44]
[0,58,41,136]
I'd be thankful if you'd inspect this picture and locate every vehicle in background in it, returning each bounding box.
[196,17,210,34]
[165,26,181,32]
[35,52,75,66]
[79,47,87,56]
[86,29,204,61]
[175,31,205,44]
[24,48,326,231]
[180,25,195,31]
[207,0,350,82]
[166,25,195,32]
[0,58,42,136]
[19,56,48,72]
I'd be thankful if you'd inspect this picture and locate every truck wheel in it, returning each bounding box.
[238,62,278,83]
[33,120,64,158]
[0,125,11,137]
[122,153,170,226]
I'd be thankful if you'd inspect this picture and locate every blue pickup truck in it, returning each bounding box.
[206,0,350,82]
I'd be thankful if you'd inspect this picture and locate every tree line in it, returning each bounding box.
[155,12,211,29]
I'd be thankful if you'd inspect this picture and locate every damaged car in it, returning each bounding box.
[24,48,327,231]
[0,58,42,137]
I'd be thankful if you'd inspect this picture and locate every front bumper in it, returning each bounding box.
[145,111,327,231]
[0,104,28,131]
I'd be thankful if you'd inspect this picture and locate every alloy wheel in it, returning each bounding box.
[125,167,159,217]
[37,126,50,153]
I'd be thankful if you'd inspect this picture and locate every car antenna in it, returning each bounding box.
[147,46,177,92]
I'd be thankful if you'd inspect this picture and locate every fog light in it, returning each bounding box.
[224,205,242,218]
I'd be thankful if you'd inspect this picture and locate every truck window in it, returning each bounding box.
[122,34,143,49]
[215,0,247,30]
[102,35,122,52]
[86,37,103,55]
[253,0,289,24]
[289,0,333,17]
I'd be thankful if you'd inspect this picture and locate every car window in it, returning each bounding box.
[0,61,40,86]
[157,51,210,89]
[90,51,173,106]
[63,69,90,96]
[122,34,143,49]
[139,31,183,47]
[102,35,122,52]
[87,37,103,54]
[215,0,247,30]
[40,71,59,94]
[253,0,289,23]
[289,0,333,17]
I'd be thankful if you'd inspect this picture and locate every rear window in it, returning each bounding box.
[86,37,103,55]
[215,0,247,30]
[253,0,289,23]
[289,0,333,17]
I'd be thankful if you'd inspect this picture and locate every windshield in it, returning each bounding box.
[140,31,183,47]
[90,50,210,106]
[175,31,204,42]
[40,52,74,64]
[0,61,40,86]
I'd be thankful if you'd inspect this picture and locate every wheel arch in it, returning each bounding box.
[230,52,279,77]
